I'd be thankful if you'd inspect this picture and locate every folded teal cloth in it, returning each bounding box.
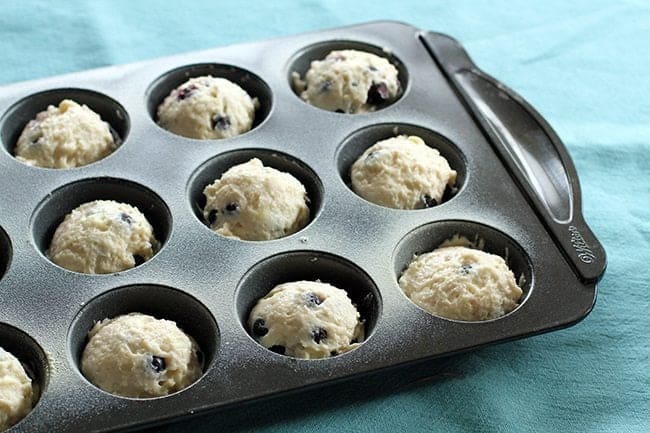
[1,1,647,432]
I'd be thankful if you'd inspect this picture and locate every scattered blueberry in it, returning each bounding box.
[212,115,231,131]
[269,345,285,355]
[207,209,218,225]
[367,82,389,105]
[176,84,198,100]
[319,80,332,93]
[120,212,133,225]
[312,327,327,344]
[305,292,322,307]
[133,255,145,266]
[225,202,239,213]
[422,195,437,208]
[252,318,268,337]
[368,65,378,72]
[151,356,166,373]
[460,264,473,275]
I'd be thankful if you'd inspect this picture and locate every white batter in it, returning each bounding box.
[293,49,400,113]
[81,313,203,398]
[48,200,158,274]
[0,347,33,431]
[351,135,457,209]
[399,245,523,321]
[202,158,310,241]
[157,75,258,139]
[248,281,364,359]
[14,99,117,169]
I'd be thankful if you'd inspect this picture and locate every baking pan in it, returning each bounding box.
[0,21,606,432]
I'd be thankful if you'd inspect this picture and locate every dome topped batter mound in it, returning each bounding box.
[81,313,203,398]
[399,245,523,321]
[0,347,33,431]
[47,200,159,274]
[293,49,401,114]
[202,158,310,241]
[248,281,364,359]
[14,99,118,169]
[157,75,258,139]
[351,135,456,209]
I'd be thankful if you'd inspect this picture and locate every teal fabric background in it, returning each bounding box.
[1,1,648,432]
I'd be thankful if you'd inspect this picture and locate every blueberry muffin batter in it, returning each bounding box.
[157,75,258,139]
[0,347,33,431]
[293,49,401,113]
[48,200,158,274]
[351,135,456,209]
[399,245,523,321]
[81,313,203,398]
[248,281,363,359]
[14,99,117,169]
[202,158,310,241]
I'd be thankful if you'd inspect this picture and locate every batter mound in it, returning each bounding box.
[48,200,158,274]
[14,99,117,169]
[399,245,523,321]
[81,313,203,398]
[293,49,400,113]
[248,281,364,359]
[157,75,258,139]
[202,158,310,241]
[351,135,456,209]
[0,347,33,431]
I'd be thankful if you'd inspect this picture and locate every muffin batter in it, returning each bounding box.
[81,313,203,398]
[157,75,258,139]
[0,347,33,431]
[351,135,457,209]
[293,49,401,113]
[202,158,310,241]
[14,99,117,169]
[48,200,158,274]
[248,281,363,359]
[399,245,523,321]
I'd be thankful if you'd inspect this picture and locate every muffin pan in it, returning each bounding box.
[0,21,606,432]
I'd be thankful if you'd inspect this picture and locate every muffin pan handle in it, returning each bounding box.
[421,31,606,283]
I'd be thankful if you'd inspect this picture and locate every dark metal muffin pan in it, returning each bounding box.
[0,21,606,432]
